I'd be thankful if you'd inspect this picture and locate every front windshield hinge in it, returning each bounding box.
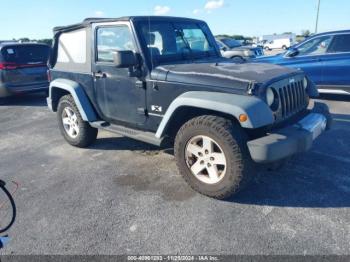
[247,81,256,95]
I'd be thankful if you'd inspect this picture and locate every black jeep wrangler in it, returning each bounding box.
[47,16,331,199]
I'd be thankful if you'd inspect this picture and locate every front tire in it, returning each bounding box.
[231,56,245,63]
[174,115,254,199]
[57,94,98,148]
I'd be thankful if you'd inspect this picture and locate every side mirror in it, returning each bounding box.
[286,47,299,57]
[113,51,138,68]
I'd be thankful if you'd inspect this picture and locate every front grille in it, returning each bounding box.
[271,78,309,122]
[255,49,263,56]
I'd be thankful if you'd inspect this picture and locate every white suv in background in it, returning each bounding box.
[264,38,293,50]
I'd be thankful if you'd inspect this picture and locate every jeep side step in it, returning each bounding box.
[90,121,163,146]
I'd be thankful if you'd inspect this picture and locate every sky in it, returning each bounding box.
[0,0,349,40]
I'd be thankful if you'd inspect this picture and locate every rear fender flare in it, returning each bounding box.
[48,79,97,122]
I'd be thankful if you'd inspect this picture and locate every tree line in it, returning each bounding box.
[11,38,53,46]
[215,30,311,42]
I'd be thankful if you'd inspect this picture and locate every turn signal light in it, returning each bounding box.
[239,114,248,122]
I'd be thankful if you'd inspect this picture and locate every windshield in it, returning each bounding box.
[220,38,242,48]
[1,45,50,64]
[138,21,218,64]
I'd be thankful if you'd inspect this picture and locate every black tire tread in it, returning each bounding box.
[57,94,97,148]
[174,115,254,199]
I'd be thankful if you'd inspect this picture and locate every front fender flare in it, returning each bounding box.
[155,91,274,138]
[48,79,97,122]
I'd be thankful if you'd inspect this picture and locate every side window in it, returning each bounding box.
[144,31,163,56]
[297,35,332,56]
[152,32,163,52]
[57,29,87,64]
[327,34,350,53]
[181,28,211,51]
[96,26,135,62]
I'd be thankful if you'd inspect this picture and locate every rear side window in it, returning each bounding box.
[57,29,87,63]
[55,28,91,72]
[328,34,350,53]
[1,45,49,64]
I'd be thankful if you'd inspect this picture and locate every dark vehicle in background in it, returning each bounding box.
[254,30,350,95]
[0,42,50,98]
[216,37,264,62]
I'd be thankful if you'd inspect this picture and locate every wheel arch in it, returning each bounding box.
[160,106,240,141]
[230,55,244,59]
[48,79,97,122]
[156,91,274,139]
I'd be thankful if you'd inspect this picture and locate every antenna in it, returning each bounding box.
[148,16,154,70]
[315,0,321,33]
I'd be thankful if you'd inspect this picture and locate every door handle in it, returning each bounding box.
[93,71,107,79]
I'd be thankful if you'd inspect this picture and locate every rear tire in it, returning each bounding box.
[282,45,287,50]
[57,94,97,148]
[174,115,254,199]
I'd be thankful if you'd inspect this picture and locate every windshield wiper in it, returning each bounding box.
[176,29,193,58]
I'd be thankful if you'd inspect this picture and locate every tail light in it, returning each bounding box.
[47,70,51,82]
[0,62,47,70]
[0,62,18,70]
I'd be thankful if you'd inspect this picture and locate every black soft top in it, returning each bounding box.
[53,16,206,33]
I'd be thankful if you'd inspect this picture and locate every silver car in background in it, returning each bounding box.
[216,37,264,62]
[0,42,50,98]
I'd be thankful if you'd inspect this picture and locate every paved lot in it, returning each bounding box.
[0,93,349,255]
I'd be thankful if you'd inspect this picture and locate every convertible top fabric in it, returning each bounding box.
[53,16,204,33]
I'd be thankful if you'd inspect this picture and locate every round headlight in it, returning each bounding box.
[266,87,275,106]
[303,77,308,89]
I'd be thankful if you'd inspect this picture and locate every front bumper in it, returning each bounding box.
[247,103,331,163]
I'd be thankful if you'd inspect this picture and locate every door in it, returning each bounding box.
[319,33,350,91]
[93,23,146,126]
[281,35,334,84]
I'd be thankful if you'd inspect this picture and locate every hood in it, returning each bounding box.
[253,53,285,64]
[152,60,299,90]
[231,46,261,52]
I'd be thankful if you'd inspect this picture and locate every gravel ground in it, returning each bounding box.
[0,93,349,255]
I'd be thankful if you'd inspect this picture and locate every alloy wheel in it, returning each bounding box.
[61,107,79,138]
[185,135,227,184]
